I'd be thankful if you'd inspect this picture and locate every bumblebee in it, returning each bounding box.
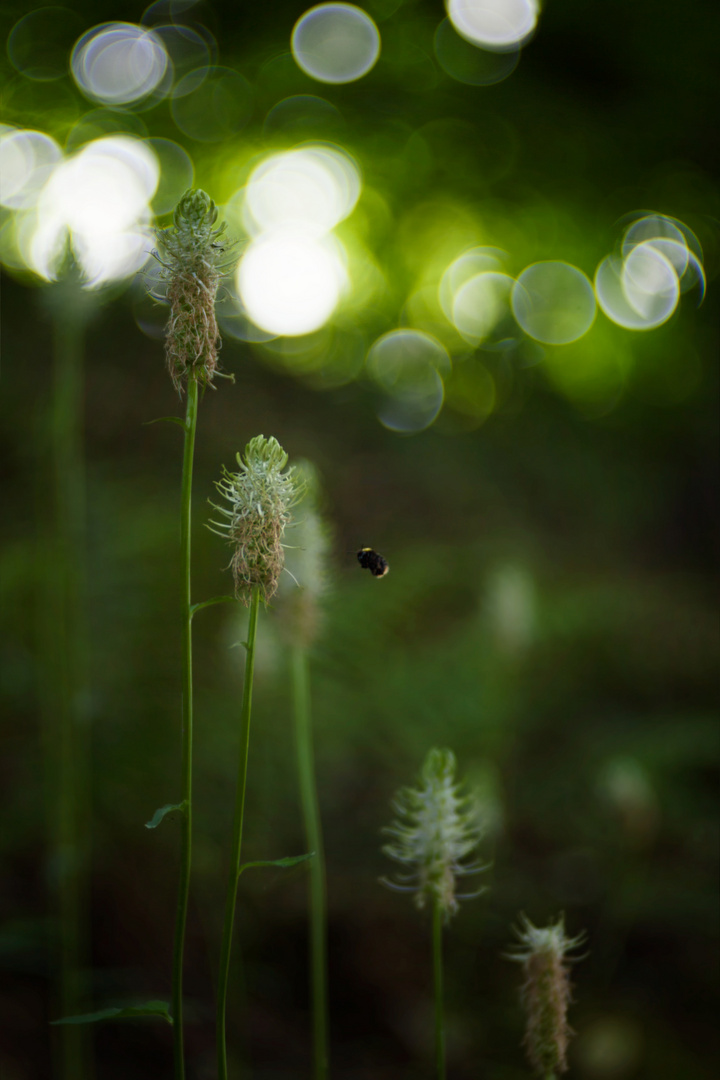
[357,547,389,577]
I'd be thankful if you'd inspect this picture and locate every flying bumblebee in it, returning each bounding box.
[357,547,389,577]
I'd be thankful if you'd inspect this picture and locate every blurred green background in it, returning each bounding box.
[1,0,718,1078]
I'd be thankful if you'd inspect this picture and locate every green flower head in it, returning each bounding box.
[154,188,233,393]
[209,435,304,604]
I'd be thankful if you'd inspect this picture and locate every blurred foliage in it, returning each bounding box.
[1,0,719,1078]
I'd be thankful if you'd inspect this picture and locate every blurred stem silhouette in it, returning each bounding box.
[433,899,446,1080]
[217,586,261,1080]
[172,374,199,1080]
[292,643,329,1080]
[38,281,94,1080]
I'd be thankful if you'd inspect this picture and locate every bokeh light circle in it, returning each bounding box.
[595,251,679,331]
[71,23,169,105]
[291,4,381,84]
[244,145,360,236]
[434,18,519,85]
[25,135,159,285]
[439,246,506,322]
[620,213,705,299]
[512,261,596,345]
[8,7,86,81]
[367,329,448,433]
[237,232,347,336]
[447,0,538,52]
[452,271,515,344]
[0,129,62,209]
[170,67,253,142]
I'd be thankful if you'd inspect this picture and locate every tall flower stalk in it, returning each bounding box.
[506,915,586,1079]
[280,465,331,1079]
[153,189,230,1079]
[39,276,96,1080]
[382,748,486,1080]
[209,435,303,1079]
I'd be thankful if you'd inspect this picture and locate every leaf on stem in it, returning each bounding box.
[190,595,237,618]
[238,852,315,878]
[52,1001,172,1025]
[143,416,188,431]
[145,801,188,829]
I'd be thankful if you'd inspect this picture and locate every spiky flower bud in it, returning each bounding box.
[277,461,331,648]
[154,188,232,393]
[209,435,303,604]
[381,748,486,920]
[507,915,586,1077]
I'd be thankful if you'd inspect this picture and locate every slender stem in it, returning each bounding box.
[171,376,199,1080]
[40,291,92,1079]
[216,587,261,1080]
[291,645,329,1080]
[432,900,446,1080]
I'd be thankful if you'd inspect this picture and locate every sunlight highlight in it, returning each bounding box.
[447,0,538,52]
[0,129,62,210]
[244,145,360,236]
[237,232,347,336]
[291,4,381,83]
[71,22,169,105]
[22,136,159,285]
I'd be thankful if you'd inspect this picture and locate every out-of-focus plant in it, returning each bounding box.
[382,748,487,1079]
[277,462,332,1079]
[506,915,586,1078]
[209,434,308,1080]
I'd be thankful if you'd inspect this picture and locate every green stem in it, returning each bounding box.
[40,290,93,1080]
[433,900,446,1080]
[171,376,199,1080]
[291,645,328,1080]
[216,587,261,1080]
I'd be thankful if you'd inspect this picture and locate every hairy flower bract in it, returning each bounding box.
[209,435,303,604]
[507,914,586,1076]
[382,748,486,920]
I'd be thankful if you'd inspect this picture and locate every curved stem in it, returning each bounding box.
[433,900,446,1080]
[171,376,199,1080]
[216,587,261,1080]
[292,645,328,1080]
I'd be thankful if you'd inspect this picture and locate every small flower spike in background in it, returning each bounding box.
[507,915,586,1078]
[211,435,304,1080]
[153,188,233,394]
[382,748,487,1080]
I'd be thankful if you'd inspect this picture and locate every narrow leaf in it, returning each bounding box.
[238,852,315,877]
[190,595,236,618]
[52,1001,172,1026]
[143,416,187,431]
[145,801,187,829]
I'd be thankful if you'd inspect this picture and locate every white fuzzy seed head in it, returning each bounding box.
[381,748,487,920]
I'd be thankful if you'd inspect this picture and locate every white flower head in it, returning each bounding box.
[381,748,487,920]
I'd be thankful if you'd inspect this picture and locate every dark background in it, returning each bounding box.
[1,1,718,1078]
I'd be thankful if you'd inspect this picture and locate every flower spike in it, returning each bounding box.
[209,435,304,604]
[154,188,234,393]
[381,748,487,921]
[507,914,586,1076]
